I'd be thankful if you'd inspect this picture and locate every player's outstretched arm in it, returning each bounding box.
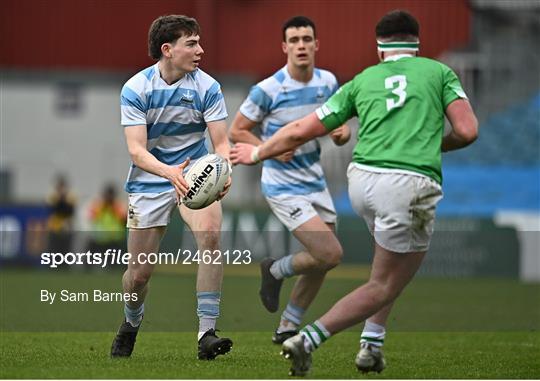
[442,99,478,152]
[124,125,190,197]
[230,112,327,165]
[208,119,232,199]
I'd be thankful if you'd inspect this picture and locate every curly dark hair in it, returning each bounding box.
[148,15,200,60]
[282,16,316,42]
[375,10,419,41]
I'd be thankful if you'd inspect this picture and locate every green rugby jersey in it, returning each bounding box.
[316,55,467,184]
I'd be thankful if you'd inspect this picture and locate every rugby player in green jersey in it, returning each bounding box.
[230,10,478,376]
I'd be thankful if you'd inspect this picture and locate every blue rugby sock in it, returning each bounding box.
[197,291,220,341]
[278,302,305,332]
[124,303,144,327]
[270,255,295,279]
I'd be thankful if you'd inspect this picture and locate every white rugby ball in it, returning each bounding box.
[182,154,231,209]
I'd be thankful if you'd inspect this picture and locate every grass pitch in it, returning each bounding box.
[1,332,538,378]
[1,267,539,378]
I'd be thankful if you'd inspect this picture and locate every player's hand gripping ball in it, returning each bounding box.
[182,154,231,209]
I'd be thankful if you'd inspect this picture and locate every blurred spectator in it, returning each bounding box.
[87,183,127,255]
[46,175,76,253]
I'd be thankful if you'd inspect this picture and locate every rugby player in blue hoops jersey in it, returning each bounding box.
[229,16,350,345]
[111,15,232,360]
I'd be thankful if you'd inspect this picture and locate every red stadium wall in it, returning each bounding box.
[1,0,470,80]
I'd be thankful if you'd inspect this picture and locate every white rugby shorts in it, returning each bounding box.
[347,163,443,253]
[126,189,178,229]
[265,188,337,231]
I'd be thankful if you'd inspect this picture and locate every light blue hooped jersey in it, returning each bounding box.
[121,64,227,194]
[239,66,338,197]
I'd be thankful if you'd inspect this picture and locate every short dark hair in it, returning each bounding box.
[282,16,316,42]
[375,10,419,41]
[148,15,200,60]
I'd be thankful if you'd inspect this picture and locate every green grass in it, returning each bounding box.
[1,267,539,378]
[1,332,538,378]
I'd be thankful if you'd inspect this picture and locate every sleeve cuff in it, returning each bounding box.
[122,122,146,127]
[205,114,228,123]
[239,109,262,123]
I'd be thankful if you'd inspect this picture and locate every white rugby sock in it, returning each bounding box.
[198,317,217,341]
[361,320,386,348]
[300,320,331,353]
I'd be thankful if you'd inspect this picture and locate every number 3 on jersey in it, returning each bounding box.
[385,75,407,111]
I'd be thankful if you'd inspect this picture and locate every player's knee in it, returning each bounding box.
[367,280,400,305]
[317,243,343,270]
[130,271,151,289]
[196,230,221,250]
[326,246,343,269]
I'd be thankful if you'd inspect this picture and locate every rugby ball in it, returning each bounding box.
[182,154,231,209]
